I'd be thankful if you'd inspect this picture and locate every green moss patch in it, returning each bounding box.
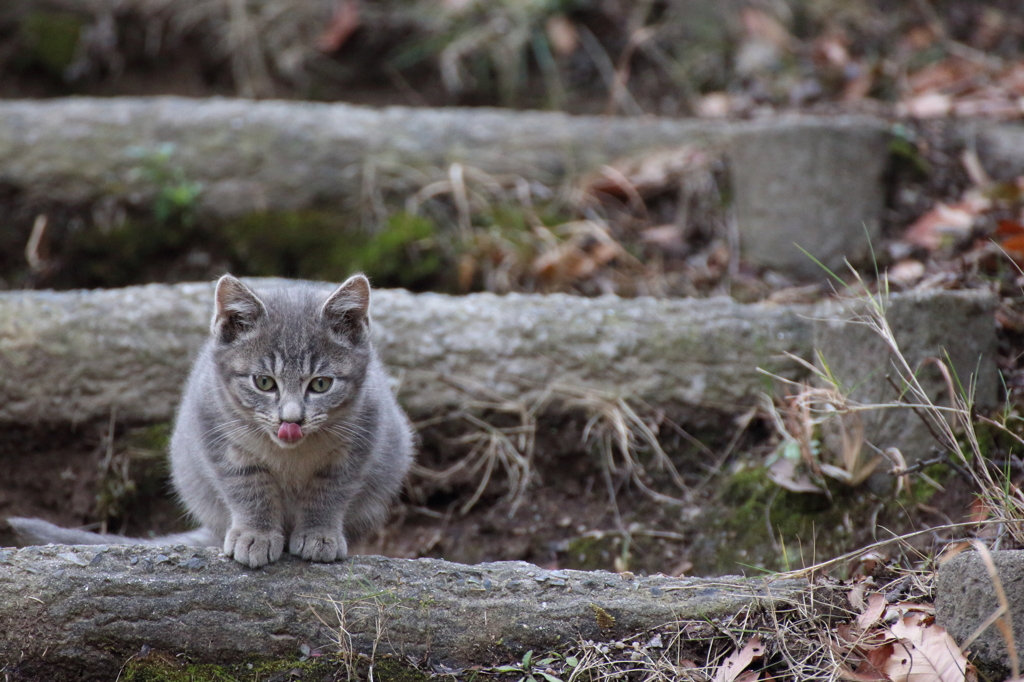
[688,464,865,576]
[18,12,84,76]
[224,210,443,288]
[121,651,432,682]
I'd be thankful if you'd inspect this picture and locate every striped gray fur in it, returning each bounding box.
[9,275,414,567]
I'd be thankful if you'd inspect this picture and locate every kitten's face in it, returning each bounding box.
[210,275,372,449]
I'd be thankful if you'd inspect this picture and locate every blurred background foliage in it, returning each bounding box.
[0,0,1022,293]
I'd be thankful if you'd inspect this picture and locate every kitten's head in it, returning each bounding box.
[210,274,373,449]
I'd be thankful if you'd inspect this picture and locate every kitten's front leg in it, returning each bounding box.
[220,462,285,568]
[289,467,357,562]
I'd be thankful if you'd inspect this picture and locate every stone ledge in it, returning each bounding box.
[0,543,833,681]
[0,283,998,435]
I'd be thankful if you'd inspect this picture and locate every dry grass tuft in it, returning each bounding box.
[551,385,689,509]
[759,263,1024,552]
[758,382,883,495]
[836,270,1024,547]
[306,582,407,681]
[412,395,536,516]
[409,378,691,518]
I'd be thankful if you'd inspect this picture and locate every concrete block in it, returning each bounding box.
[937,549,1024,677]
[812,289,999,464]
[730,117,891,280]
[974,122,1024,181]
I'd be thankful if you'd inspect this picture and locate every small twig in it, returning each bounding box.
[911,0,1003,70]
[577,25,644,116]
[448,162,472,240]
[890,452,947,476]
[605,25,657,117]
[25,214,47,274]
[885,374,957,452]
[98,406,118,534]
[778,520,1002,579]
[383,63,429,107]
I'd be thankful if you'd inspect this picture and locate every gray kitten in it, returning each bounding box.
[9,274,414,567]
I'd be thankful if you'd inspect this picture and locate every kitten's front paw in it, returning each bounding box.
[289,529,347,562]
[224,527,285,568]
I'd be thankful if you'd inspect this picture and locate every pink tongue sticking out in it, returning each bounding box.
[278,422,303,443]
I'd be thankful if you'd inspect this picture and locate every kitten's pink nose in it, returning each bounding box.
[278,422,303,443]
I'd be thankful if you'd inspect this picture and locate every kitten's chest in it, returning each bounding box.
[259,439,347,490]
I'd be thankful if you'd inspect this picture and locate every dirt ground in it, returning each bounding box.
[0,404,987,579]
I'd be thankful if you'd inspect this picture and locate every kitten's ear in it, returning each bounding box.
[321,274,370,341]
[212,275,266,343]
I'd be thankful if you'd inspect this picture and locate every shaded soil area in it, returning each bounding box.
[0,410,984,578]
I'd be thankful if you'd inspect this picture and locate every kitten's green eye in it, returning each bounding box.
[254,375,276,391]
[309,377,333,393]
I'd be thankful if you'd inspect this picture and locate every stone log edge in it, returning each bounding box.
[0,282,999,428]
[0,544,840,681]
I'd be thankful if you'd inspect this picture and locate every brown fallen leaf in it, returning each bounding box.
[884,611,971,682]
[533,221,625,286]
[857,593,888,631]
[840,642,894,681]
[848,579,870,611]
[767,456,825,494]
[903,195,990,251]
[837,622,857,643]
[898,92,953,118]
[997,219,1024,236]
[969,497,991,525]
[937,541,973,565]
[849,551,888,581]
[996,304,1024,333]
[546,14,578,57]
[713,635,765,682]
[1000,234,1024,265]
[906,57,985,96]
[317,0,360,53]
[583,147,710,200]
[696,92,732,118]
[887,259,925,287]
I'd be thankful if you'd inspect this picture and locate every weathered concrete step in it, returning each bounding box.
[0,544,829,681]
[0,97,890,276]
[0,282,998,440]
[937,549,1024,677]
